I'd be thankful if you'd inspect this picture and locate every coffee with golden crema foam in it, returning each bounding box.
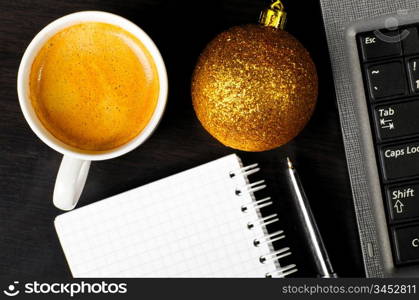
[29,22,159,151]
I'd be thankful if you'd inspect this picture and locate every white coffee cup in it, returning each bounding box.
[17,11,168,211]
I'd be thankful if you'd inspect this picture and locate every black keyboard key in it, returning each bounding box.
[392,224,419,264]
[402,26,419,55]
[386,183,419,221]
[380,141,419,180]
[359,31,402,61]
[366,61,407,101]
[407,58,419,93]
[374,101,419,140]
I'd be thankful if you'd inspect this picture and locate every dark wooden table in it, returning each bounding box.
[0,0,364,278]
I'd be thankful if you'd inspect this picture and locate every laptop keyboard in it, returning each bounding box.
[358,27,419,266]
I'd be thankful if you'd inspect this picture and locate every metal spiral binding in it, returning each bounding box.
[229,163,260,178]
[259,247,291,263]
[241,197,273,212]
[247,214,279,229]
[253,230,285,247]
[265,264,298,278]
[235,180,266,196]
[232,162,297,278]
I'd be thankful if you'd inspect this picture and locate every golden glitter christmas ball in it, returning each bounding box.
[191,24,318,151]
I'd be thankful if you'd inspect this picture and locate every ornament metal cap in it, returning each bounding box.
[259,0,287,29]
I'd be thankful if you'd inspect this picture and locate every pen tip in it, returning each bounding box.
[286,157,293,169]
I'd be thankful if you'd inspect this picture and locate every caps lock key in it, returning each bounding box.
[380,141,419,181]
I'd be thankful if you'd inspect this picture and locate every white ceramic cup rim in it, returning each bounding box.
[17,11,168,161]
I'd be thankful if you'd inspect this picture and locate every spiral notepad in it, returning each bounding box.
[55,154,296,277]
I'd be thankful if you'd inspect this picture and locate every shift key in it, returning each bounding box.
[386,183,419,221]
[380,141,419,180]
[374,101,419,140]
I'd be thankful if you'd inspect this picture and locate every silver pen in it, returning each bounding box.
[287,157,338,278]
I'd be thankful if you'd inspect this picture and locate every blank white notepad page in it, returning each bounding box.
[55,154,276,277]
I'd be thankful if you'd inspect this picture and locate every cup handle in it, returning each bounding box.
[53,155,91,211]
